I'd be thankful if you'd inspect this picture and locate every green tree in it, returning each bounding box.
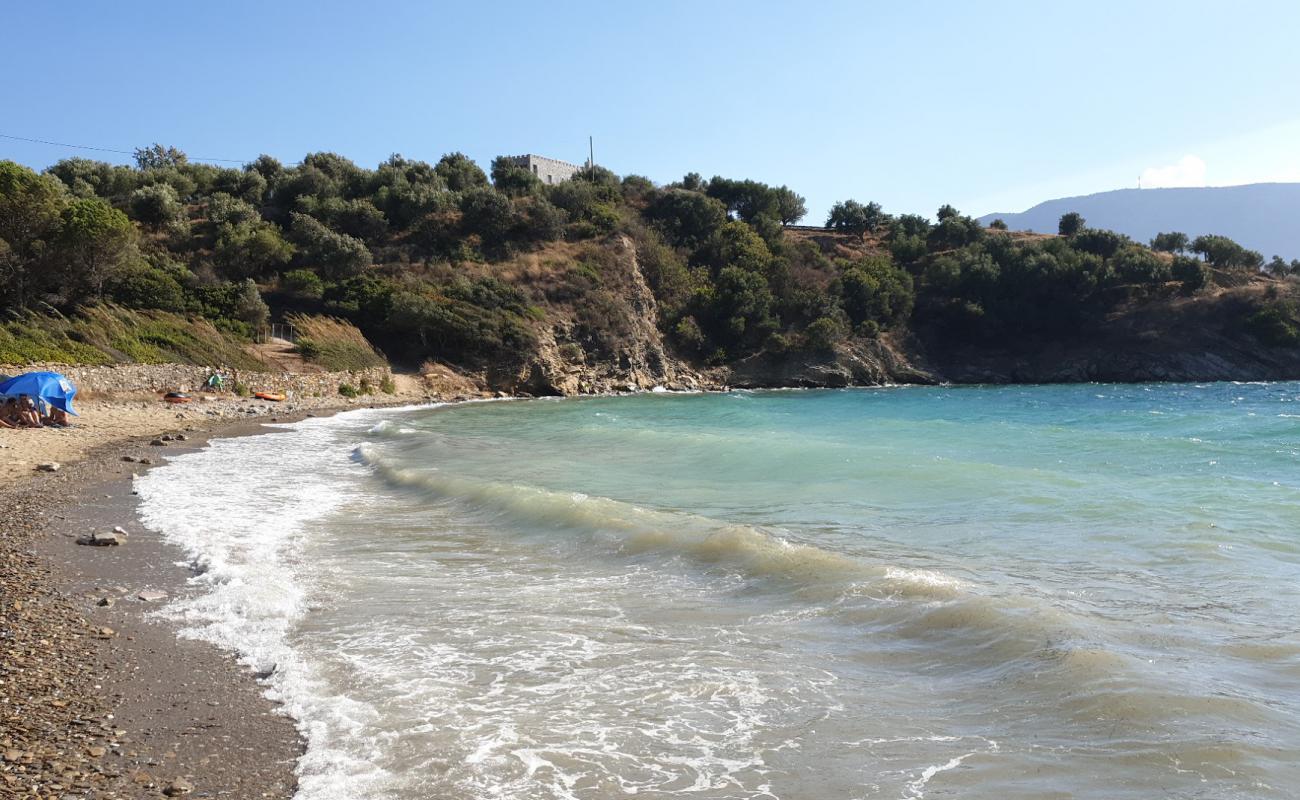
[129,183,183,225]
[514,196,566,243]
[108,263,187,311]
[711,265,777,349]
[0,161,70,307]
[214,222,294,278]
[57,197,135,300]
[838,256,915,328]
[891,213,932,240]
[706,177,781,224]
[645,189,728,250]
[1070,228,1125,259]
[281,268,325,298]
[988,218,1008,230]
[1171,255,1208,293]
[773,186,807,225]
[927,213,985,251]
[205,192,261,227]
[211,167,268,204]
[804,315,846,351]
[435,152,489,192]
[702,220,774,277]
[1150,231,1189,253]
[458,186,516,247]
[46,158,139,199]
[826,199,886,240]
[1058,212,1085,237]
[233,278,271,328]
[621,174,655,203]
[289,212,371,279]
[490,157,543,197]
[1110,245,1171,284]
[134,144,188,170]
[1190,234,1257,269]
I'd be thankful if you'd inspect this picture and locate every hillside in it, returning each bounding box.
[980,183,1300,261]
[3,149,1300,391]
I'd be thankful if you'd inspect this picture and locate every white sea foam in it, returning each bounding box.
[128,384,1300,799]
[137,408,400,800]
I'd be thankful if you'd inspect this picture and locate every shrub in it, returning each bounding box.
[282,269,325,298]
[108,265,187,311]
[1171,256,1208,293]
[338,383,360,397]
[289,212,371,278]
[1245,303,1300,347]
[673,316,706,352]
[805,315,846,351]
[128,183,182,225]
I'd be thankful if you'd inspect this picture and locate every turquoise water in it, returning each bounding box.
[140,383,1300,799]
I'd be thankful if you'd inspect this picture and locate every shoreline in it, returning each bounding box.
[6,379,1298,797]
[0,398,422,799]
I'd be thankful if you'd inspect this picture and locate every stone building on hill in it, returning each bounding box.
[500,154,584,185]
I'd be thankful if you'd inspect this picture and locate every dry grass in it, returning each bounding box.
[0,305,266,368]
[285,313,387,372]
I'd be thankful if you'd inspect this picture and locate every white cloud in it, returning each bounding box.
[1139,155,1207,188]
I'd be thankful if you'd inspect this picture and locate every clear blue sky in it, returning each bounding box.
[5,1,1299,223]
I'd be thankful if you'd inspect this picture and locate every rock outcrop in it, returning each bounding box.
[504,235,708,395]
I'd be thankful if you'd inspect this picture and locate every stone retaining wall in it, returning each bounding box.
[1,363,395,399]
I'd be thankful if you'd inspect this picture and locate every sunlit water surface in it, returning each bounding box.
[137,384,1300,799]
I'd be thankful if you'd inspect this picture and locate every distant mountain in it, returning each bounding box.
[979,183,1300,260]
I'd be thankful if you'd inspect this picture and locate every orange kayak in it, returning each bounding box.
[164,392,192,404]
[254,392,286,402]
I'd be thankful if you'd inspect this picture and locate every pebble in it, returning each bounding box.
[76,532,124,547]
[149,439,167,447]
[36,462,61,472]
[137,590,168,602]
[163,777,194,796]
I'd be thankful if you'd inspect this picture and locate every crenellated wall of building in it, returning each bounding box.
[501,154,583,185]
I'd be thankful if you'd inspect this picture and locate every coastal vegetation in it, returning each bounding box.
[2,149,1297,379]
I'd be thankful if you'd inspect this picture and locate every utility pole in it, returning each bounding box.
[589,135,595,174]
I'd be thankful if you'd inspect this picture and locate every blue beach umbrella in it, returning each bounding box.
[0,371,79,415]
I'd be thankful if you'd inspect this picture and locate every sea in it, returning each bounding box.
[135,383,1300,799]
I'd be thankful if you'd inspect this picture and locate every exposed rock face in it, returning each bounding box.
[933,344,1300,384]
[506,236,708,396]
[925,288,1300,384]
[719,337,937,389]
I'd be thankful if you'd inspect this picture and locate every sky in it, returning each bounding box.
[4,1,1300,223]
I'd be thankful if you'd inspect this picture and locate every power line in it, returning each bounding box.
[0,132,248,164]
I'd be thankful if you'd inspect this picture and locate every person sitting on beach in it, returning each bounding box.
[0,398,18,428]
[16,396,43,427]
[45,407,71,427]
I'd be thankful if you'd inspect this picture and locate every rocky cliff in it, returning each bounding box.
[468,246,1300,394]
[492,235,709,395]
